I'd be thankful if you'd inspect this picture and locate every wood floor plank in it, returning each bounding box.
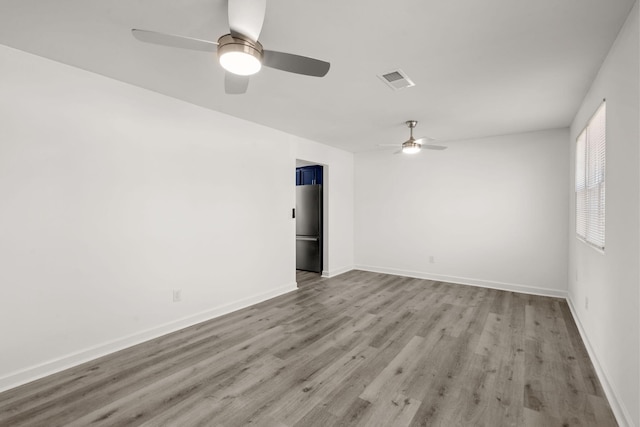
[266,342,376,425]
[406,332,481,427]
[0,270,617,427]
[332,397,372,426]
[359,335,425,402]
[368,310,416,348]
[355,393,421,427]
[292,405,340,427]
[483,292,526,427]
[443,312,514,426]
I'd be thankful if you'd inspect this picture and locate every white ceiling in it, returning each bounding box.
[0,0,635,152]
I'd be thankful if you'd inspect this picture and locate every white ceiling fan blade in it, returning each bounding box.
[420,144,447,150]
[225,72,250,94]
[415,136,447,150]
[415,137,436,144]
[132,29,218,52]
[263,50,330,77]
[228,0,266,42]
[378,144,400,147]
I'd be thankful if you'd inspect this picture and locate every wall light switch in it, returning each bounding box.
[173,289,182,303]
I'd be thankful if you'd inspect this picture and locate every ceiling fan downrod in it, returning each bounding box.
[406,120,417,141]
[402,120,420,154]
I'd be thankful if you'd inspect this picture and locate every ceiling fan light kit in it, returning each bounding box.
[402,141,421,154]
[217,34,263,76]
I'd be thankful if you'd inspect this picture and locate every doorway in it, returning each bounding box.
[295,161,324,277]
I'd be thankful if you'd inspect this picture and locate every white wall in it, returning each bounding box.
[354,128,569,297]
[568,2,640,426]
[0,45,354,391]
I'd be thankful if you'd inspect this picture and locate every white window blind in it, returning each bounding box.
[575,101,606,250]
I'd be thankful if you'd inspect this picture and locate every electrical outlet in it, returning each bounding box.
[173,289,182,303]
[429,256,435,264]
[584,297,589,310]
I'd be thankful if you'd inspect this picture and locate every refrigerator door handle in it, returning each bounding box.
[296,236,319,242]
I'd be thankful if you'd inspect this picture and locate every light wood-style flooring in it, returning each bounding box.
[0,270,617,426]
[295,270,323,287]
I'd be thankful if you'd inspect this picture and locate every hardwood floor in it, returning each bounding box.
[0,270,617,426]
[296,270,323,287]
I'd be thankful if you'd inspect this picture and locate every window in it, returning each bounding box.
[575,101,606,250]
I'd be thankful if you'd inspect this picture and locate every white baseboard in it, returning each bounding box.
[566,297,635,427]
[0,282,297,394]
[354,265,567,298]
[321,265,354,278]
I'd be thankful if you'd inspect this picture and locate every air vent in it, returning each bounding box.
[378,69,415,91]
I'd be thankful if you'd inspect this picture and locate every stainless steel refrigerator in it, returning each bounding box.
[296,184,322,272]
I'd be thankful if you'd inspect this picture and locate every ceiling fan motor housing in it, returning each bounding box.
[217,34,264,75]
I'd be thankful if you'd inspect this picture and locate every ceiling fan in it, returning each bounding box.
[379,121,447,154]
[131,0,330,94]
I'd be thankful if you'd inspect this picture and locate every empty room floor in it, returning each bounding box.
[0,271,616,426]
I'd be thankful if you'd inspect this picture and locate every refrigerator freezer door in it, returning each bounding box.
[296,185,321,236]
